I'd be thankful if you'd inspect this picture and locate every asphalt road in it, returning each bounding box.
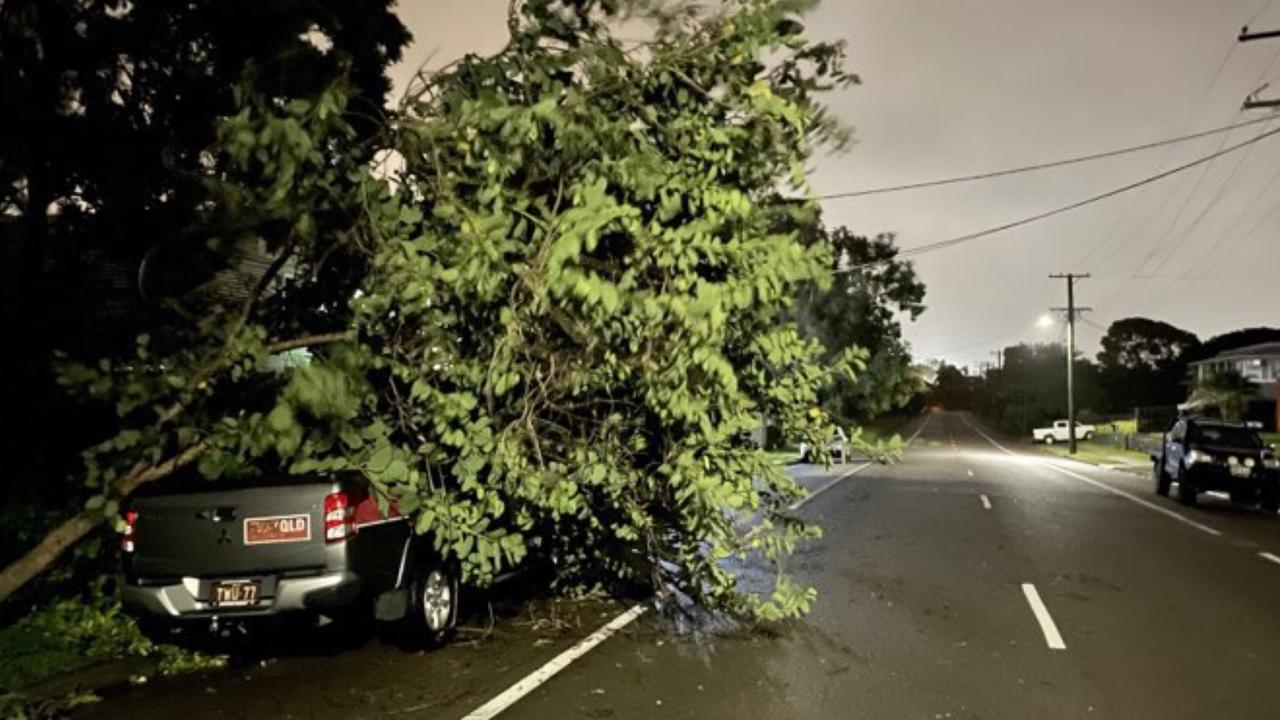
[84,411,1280,719]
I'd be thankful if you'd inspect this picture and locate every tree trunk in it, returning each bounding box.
[0,439,211,606]
[0,513,99,604]
[0,332,349,607]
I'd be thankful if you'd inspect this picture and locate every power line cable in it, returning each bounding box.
[1136,43,1280,277]
[1074,26,1250,277]
[1248,0,1280,29]
[1184,157,1280,275]
[1131,119,1242,276]
[1143,117,1277,276]
[1106,39,1280,308]
[840,123,1280,272]
[809,115,1276,201]
[1198,172,1280,275]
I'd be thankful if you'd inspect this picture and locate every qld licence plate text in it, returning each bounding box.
[243,515,311,545]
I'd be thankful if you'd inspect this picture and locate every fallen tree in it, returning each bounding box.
[3,0,874,620]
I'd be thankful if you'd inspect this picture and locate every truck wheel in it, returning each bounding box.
[403,561,459,650]
[1153,460,1171,497]
[1261,486,1280,514]
[1083,432,1094,441]
[1176,467,1198,506]
[1044,436,1055,445]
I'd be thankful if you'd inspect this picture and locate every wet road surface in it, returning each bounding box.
[84,411,1280,719]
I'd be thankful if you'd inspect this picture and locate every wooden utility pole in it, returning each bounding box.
[1050,273,1091,454]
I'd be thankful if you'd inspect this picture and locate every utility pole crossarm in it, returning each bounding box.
[1240,28,1280,107]
[1240,26,1280,42]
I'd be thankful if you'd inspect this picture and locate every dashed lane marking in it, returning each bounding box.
[1021,583,1067,651]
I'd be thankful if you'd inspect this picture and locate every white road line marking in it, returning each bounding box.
[1042,463,1222,537]
[980,494,992,510]
[905,412,934,445]
[459,605,648,720]
[1021,583,1067,650]
[959,414,1014,454]
[790,462,873,510]
[967,469,975,477]
[1260,552,1280,566]
[959,412,1223,538]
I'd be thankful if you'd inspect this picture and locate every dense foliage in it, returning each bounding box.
[1185,327,1280,364]
[1096,317,1199,412]
[0,591,222,718]
[1188,369,1255,423]
[794,229,926,423]
[965,343,1104,435]
[0,0,410,576]
[3,0,873,621]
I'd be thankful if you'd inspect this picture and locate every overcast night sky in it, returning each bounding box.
[391,0,1280,371]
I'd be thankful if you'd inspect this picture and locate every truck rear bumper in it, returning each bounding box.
[123,571,362,619]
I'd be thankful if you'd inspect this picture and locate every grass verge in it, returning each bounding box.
[0,593,224,718]
[1040,441,1152,467]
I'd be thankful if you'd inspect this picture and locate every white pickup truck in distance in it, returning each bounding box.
[1032,420,1095,444]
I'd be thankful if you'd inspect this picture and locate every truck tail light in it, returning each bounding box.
[323,489,364,542]
[122,510,138,553]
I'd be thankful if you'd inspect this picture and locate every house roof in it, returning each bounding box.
[1189,341,1280,365]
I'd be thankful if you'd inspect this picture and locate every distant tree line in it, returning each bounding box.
[929,319,1280,434]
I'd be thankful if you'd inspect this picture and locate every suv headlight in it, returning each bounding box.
[1187,450,1220,466]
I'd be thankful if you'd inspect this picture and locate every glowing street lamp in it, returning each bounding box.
[1036,314,1055,329]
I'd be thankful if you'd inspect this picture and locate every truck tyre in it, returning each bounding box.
[1176,467,1198,506]
[1043,436,1055,445]
[402,561,459,650]
[1153,459,1171,497]
[1083,431,1094,441]
[1261,486,1280,514]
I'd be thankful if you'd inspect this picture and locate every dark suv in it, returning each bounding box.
[1153,418,1280,510]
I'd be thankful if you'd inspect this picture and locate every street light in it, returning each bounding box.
[1036,314,1054,328]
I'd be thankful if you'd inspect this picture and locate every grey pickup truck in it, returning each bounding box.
[121,474,458,648]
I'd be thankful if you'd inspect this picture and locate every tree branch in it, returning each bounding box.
[0,438,213,606]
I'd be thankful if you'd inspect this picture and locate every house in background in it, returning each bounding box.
[1187,341,1280,431]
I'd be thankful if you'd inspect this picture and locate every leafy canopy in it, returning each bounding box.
[1096,317,1199,411]
[793,228,926,423]
[43,0,868,620]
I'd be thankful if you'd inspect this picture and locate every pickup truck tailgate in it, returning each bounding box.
[128,481,338,580]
